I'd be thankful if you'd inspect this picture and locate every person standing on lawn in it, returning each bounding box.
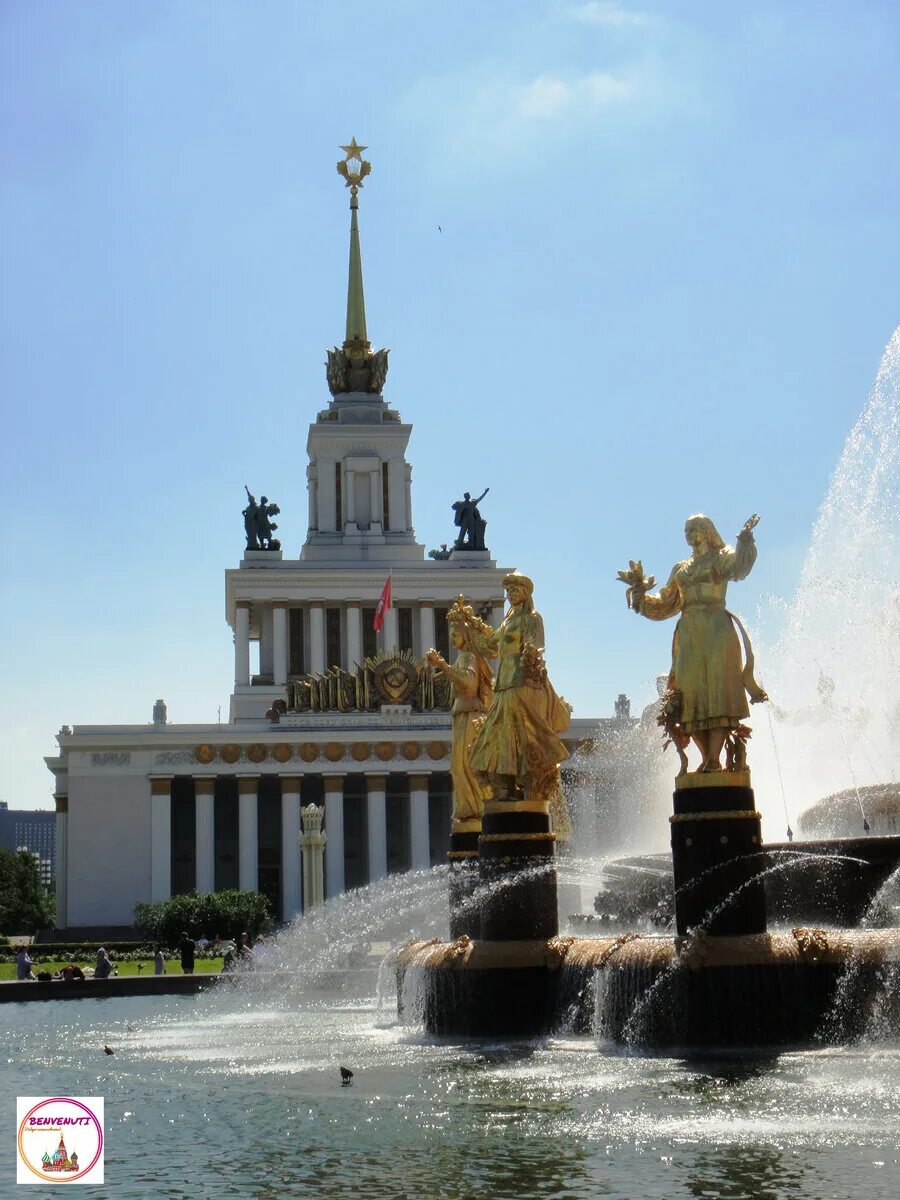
[179,931,196,975]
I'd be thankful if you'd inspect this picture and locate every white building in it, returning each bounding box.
[45,148,614,932]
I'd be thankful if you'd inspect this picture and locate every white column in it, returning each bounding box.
[238,777,258,892]
[383,606,399,654]
[366,774,388,884]
[234,603,251,687]
[195,778,215,893]
[306,464,318,532]
[369,469,380,527]
[490,600,505,630]
[419,602,436,654]
[309,603,326,674]
[280,776,302,921]
[150,777,172,902]
[273,602,288,686]
[345,466,356,525]
[405,465,413,532]
[54,797,68,928]
[346,601,363,669]
[388,458,406,532]
[408,773,431,871]
[324,775,345,898]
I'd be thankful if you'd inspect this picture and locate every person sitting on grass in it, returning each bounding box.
[54,964,86,982]
[93,948,114,979]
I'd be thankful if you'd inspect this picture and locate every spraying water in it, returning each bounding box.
[754,328,900,834]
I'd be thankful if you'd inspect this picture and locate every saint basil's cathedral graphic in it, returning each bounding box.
[41,1134,79,1173]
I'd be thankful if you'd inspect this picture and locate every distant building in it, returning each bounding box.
[0,802,55,886]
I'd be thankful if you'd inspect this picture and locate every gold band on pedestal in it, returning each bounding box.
[674,770,751,790]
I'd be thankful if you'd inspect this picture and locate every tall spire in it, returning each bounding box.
[341,139,369,346]
[326,139,389,397]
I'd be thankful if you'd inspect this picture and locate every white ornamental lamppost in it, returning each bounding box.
[300,804,326,910]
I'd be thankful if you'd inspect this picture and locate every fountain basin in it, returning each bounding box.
[396,929,899,1047]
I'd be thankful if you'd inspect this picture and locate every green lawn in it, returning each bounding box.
[0,958,224,981]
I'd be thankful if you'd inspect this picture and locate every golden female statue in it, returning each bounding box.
[467,574,572,830]
[618,514,767,774]
[426,597,494,833]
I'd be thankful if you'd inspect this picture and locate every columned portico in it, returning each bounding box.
[237,776,259,892]
[366,773,388,883]
[281,775,302,920]
[408,773,430,871]
[195,777,215,893]
[150,776,172,902]
[324,774,345,898]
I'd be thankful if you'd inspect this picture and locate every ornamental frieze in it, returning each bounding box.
[286,650,451,715]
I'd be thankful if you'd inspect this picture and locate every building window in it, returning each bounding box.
[398,607,413,655]
[326,607,342,670]
[289,608,305,675]
[434,607,450,661]
[382,462,390,532]
[335,461,343,529]
[362,607,377,660]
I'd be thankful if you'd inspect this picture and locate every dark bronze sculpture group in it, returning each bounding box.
[242,486,281,552]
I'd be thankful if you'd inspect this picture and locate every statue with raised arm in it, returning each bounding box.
[466,574,572,833]
[426,596,494,833]
[452,487,489,551]
[243,485,282,552]
[617,514,767,775]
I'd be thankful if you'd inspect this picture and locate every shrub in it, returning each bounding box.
[134,890,272,946]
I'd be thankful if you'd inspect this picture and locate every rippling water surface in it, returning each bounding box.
[2,987,898,1200]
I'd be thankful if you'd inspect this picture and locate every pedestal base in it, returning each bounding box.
[670,776,766,936]
[479,806,558,940]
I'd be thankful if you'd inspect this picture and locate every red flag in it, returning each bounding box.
[373,574,392,632]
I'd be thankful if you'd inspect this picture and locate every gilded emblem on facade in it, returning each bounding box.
[195,744,215,765]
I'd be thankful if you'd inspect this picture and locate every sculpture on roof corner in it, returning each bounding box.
[243,485,281,551]
[617,513,768,776]
[326,139,391,396]
[452,487,489,551]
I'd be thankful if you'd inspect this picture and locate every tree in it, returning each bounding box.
[0,848,55,936]
[134,889,273,946]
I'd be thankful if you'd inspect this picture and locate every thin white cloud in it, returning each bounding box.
[516,71,633,120]
[569,2,653,29]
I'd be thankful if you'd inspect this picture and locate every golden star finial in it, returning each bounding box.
[340,138,367,163]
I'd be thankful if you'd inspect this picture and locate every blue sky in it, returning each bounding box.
[2,1,898,807]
